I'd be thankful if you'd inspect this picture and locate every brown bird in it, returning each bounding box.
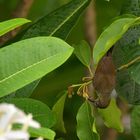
[92,55,116,108]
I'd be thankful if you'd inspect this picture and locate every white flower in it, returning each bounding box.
[0,103,43,140]
[0,130,29,140]
[35,137,43,140]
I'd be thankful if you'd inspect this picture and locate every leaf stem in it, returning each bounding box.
[88,66,93,77]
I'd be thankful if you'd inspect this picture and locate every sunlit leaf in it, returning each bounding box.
[13,0,91,98]
[14,124,56,140]
[74,40,91,67]
[98,98,123,132]
[76,101,99,140]
[0,18,31,36]
[52,92,67,133]
[0,37,73,97]
[29,127,56,140]
[93,16,140,67]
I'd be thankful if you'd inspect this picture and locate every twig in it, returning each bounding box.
[84,0,97,98]
[118,56,140,71]
[84,0,97,46]
[84,1,118,140]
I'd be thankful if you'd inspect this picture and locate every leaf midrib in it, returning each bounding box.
[0,52,67,84]
[50,0,88,36]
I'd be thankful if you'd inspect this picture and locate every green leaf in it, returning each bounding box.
[0,37,73,97]
[0,82,38,99]
[13,80,40,98]
[4,98,56,128]
[127,58,140,85]
[0,18,31,36]
[113,36,140,85]
[29,127,56,140]
[98,98,123,132]
[120,0,140,16]
[131,105,140,140]
[114,69,140,104]
[14,0,91,98]
[76,101,99,140]
[21,0,91,40]
[112,0,140,104]
[93,16,140,67]
[52,92,67,133]
[92,120,100,140]
[115,44,140,86]
[74,40,91,67]
[14,124,56,140]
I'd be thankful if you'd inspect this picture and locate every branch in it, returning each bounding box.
[0,0,34,46]
[84,1,118,139]
[12,0,34,18]
[84,0,97,46]
[84,0,97,97]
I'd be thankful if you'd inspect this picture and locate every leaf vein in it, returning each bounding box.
[50,0,87,36]
[0,53,62,84]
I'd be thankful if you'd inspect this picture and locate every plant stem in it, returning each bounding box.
[118,56,140,71]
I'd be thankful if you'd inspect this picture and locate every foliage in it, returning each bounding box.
[0,18,31,36]
[76,101,99,140]
[4,98,56,128]
[14,0,91,98]
[52,92,67,133]
[113,0,140,105]
[74,40,91,67]
[131,105,140,140]
[0,0,140,139]
[0,37,73,97]
[93,16,140,68]
[28,127,56,140]
[98,99,123,132]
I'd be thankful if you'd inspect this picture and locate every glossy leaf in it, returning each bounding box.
[92,120,100,140]
[21,0,91,40]
[0,18,31,36]
[5,98,56,128]
[14,0,91,98]
[0,37,73,97]
[98,98,123,132]
[52,92,67,133]
[76,101,99,140]
[14,124,56,140]
[74,40,91,67]
[29,127,56,140]
[131,105,140,140]
[93,16,140,67]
